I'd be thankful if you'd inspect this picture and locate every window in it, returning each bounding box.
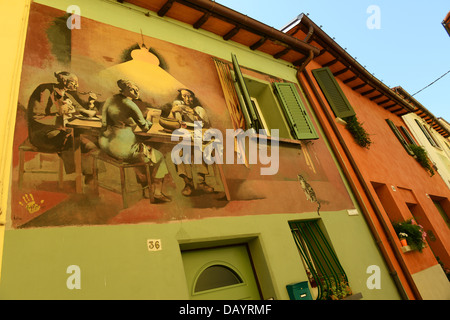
[400,126,417,146]
[415,119,440,148]
[194,264,244,293]
[273,82,319,140]
[244,77,290,137]
[250,97,270,135]
[432,199,450,228]
[386,119,414,156]
[311,67,356,119]
[289,220,350,300]
[231,53,318,140]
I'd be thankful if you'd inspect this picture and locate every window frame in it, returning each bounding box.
[230,53,318,141]
[432,199,450,228]
[249,96,271,136]
[386,119,414,156]
[400,125,418,146]
[193,264,245,293]
[414,119,441,149]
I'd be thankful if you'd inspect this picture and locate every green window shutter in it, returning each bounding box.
[414,119,439,148]
[386,119,414,155]
[312,67,356,118]
[273,82,318,140]
[400,126,417,146]
[231,53,258,130]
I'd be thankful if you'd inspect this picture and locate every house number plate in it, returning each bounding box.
[147,239,162,251]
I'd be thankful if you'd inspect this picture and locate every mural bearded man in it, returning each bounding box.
[169,88,214,196]
[27,71,97,182]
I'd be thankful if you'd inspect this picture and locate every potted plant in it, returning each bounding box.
[343,115,372,149]
[398,232,408,247]
[393,219,427,252]
[321,277,353,300]
[409,144,435,176]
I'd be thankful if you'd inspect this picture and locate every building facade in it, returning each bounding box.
[392,87,450,189]
[284,13,450,299]
[0,0,446,300]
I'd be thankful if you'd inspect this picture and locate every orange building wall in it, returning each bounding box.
[304,60,450,277]
[298,66,418,299]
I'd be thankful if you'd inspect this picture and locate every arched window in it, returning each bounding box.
[194,264,243,293]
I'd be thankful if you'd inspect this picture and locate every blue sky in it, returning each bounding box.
[216,0,450,121]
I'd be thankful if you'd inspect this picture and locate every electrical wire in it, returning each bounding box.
[412,69,450,97]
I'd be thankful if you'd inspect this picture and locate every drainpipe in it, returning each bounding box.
[297,69,422,300]
[294,24,315,71]
[303,25,314,43]
[296,50,314,72]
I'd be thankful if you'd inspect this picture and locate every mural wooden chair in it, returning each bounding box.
[191,163,223,191]
[92,151,154,209]
[18,138,64,190]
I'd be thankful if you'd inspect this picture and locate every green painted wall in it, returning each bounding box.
[0,211,401,299]
[0,213,310,299]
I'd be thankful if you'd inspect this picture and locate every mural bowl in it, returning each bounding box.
[80,109,97,118]
[159,117,181,132]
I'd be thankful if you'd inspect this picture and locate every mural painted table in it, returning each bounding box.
[66,116,229,199]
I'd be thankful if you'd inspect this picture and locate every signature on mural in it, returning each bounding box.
[19,193,44,214]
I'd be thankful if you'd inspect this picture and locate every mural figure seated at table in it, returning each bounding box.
[166,88,215,197]
[99,79,171,203]
[26,71,99,185]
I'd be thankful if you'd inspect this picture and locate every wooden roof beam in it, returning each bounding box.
[316,48,327,58]
[384,103,397,109]
[361,88,376,96]
[352,83,367,90]
[176,0,320,56]
[323,58,339,68]
[377,99,390,105]
[389,106,406,113]
[343,76,358,84]
[223,26,240,40]
[250,37,266,50]
[333,67,350,77]
[158,0,175,17]
[274,47,291,59]
[193,12,211,29]
[396,110,410,116]
[370,94,384,101]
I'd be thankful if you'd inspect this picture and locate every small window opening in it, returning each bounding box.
[194,265,243,293]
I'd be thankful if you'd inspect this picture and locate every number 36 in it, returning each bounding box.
[147,239,162,251]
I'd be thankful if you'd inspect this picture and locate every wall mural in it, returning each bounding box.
[9,3,353,228]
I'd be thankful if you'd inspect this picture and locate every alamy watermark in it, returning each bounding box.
[366,5,381,30]
[66,265,81,289]
[366,265,381,289]
[67,5,81,29]
[171,121,280,176]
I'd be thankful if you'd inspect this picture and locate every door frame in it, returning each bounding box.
[180,239,265,300]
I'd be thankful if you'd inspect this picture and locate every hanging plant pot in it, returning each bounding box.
[400,238,408,247]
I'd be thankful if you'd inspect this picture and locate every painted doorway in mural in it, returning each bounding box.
[182,245,261,300]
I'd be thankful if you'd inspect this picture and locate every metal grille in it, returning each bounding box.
[289,220,349,300]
